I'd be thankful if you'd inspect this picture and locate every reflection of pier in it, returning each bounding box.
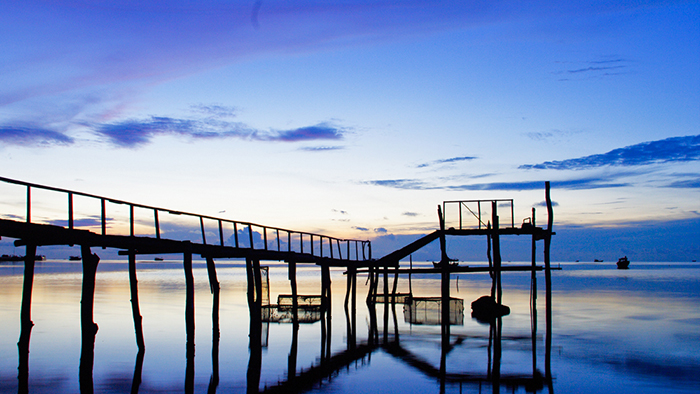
[1,176,556,393]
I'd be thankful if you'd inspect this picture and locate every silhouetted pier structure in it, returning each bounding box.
[1,176,556,393]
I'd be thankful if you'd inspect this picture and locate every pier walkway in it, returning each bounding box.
[0,176,371,265]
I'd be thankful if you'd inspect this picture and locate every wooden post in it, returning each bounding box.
[79,245,100,394]
[383,264,389,344]
[252,259,263,306]
[544,181,553,379]
[183,250,195,394]
[491,202,502,305]
[246,258,263,394]
[366,266,375,304]
[351,266,357,349]
[18,243,37,392]
[205,257,220,393]
[128,251,145,351]
[438,206,450,343]
[246,258,255,309]
[289,260,298,321]
[531,208,538,376]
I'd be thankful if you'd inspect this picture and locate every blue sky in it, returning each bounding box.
[1,1,698,261]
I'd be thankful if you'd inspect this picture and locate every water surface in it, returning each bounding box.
[1,260,698,393]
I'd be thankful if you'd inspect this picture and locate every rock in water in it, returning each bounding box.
[471,295,510,323]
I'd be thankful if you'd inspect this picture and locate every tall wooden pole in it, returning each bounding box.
[80,245,100,394]
[205,257,220,394]
[18,243,37,392]
[544,181,553,379]
[531,208,538,376]
[128,252,145,351]
[491,202,502,305]
[438,206,450,345]
[183,250,195,394]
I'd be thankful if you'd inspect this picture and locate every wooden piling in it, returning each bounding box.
[18,243,36,393]
[79,245,99,394]
[184,249,195,394]
[544,181,553,379]
[205,257,220,394]
[491,202,502,305]
[289,260,298,320]
[438,206,450,341]
[383,265,389,343]
[183,250,195,346]
[530,208,538,376]
[128,251,145,351]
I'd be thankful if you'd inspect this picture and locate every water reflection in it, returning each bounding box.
[4,260,699,393]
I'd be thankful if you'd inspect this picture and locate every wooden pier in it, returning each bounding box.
[0,176,555,393]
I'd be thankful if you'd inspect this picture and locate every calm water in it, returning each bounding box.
[1,260,698,393]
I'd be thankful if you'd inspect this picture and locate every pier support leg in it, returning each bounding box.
[18,243,36,392]
[128,252,145,351]
[289,261,298,322]
[383,265,389,344]
[491,202,502,305]
[205,257,220,394]
[183,251,195,394]
[321,264,332,360]
[438,206,450,343]
[344,266,357,349]
[246,257,263,394]
[531,208,538,376]
[544,181,553,380]
[79,245,100,394]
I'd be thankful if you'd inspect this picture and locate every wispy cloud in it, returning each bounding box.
[364,179,431,190]
[298,146,344,152]
[417,156,477,168]
[666,178,700,189]
[553,58,630,81]
[520,135,700,170]
[91,117,345,148]
[367,177,628,191]
[189,104,238,118]
[0,126,74,147]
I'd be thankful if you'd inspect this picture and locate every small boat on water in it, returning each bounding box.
[617,256,630,269]
[69,255,81,261]
[1,254,46,262]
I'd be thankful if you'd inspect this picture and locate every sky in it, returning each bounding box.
[1,1,699,261]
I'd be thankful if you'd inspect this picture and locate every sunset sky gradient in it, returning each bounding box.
[1,1,698,261]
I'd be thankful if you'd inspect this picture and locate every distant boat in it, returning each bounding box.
[0,254,23,262]
[154,257,164,261]
[617,256,630,269]
[1,254,46,262]
[594,259,603,262]
[69,255,81,261]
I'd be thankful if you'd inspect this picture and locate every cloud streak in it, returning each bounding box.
[0,126,74,147]
[366,177,629,191]
[96,118,344,147]
[417,156,477,168]
[520,135,700,170]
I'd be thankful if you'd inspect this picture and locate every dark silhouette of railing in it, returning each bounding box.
[0,176,370,262]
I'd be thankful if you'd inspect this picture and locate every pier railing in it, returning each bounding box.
[442,199,515,230]
[0,176,370,261]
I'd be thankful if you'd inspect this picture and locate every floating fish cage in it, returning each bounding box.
[261,294,324,323]
[403,297,464,326]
